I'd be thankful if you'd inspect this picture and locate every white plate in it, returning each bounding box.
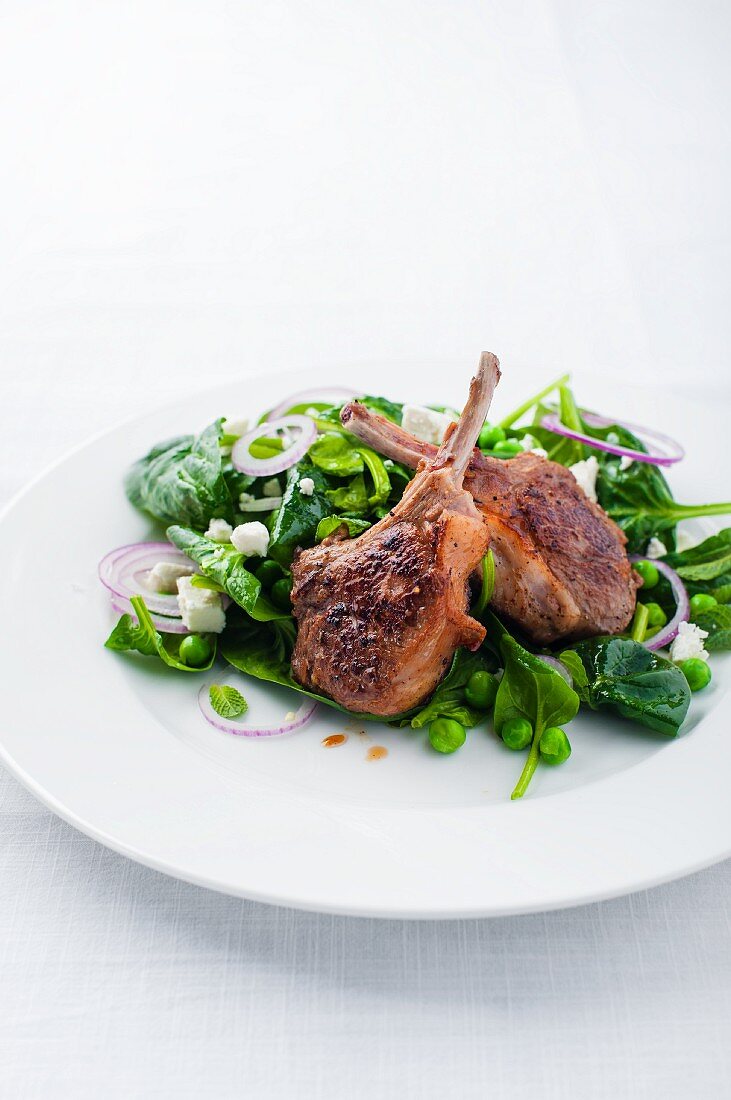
[1,362,729,917]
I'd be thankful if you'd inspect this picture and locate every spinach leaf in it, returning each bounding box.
[327,474,369,514]
[105,595,216,671]
[167,526,286,621]
[268,464,334,567]
[483,612,579,798]
[562,637,690,736]
[309,433,364,476]
[315,515,372,542]
[403,649,498,730]
[663,529,731,582]
[356,395,403,425]
[691,604,731,651]
[125,420,234,528]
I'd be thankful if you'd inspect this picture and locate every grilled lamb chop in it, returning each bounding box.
[340,401,640,645]
[290,353,500,717]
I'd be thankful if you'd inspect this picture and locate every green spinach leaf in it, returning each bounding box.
[315,515,372,542]
[125,420,234,528]
[167,526,286,621]
[691,604,731,651]
[563,636,690,736]
[309,433,364,476]
[403,648,498,730]
[268,464,334,567]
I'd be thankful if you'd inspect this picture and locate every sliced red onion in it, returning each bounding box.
[630,556,689,650]
[539,655,573,685]
[269,386,359,420]
[99,542,194,615]
[198,679,319,737]
[231,415,317,477]
[109,595,191,634]
[541,412,684,467]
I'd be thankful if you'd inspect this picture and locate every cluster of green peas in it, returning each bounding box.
[427,671,572,765]
[477,423,524,457]
[633,560,713,692]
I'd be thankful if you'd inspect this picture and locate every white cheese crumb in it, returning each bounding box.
[224,417,249,438]
[670,621,709,663]
[231,521,270,557]
[619,455,634,471]
[298,477,315,497]
[645,537,667,560]
[531,448,549,459]
[146,561,195,595]
[262,478,281,497]
[676,529,698,553]
[402,404,453,445]
[176,576,226,633]
[305,407,320,418]
[205,518,233,543]
[284,711,296,722]
[568,456,599,503]
[239,492,255,509]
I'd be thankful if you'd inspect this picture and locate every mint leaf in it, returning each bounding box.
[209,684,248,719]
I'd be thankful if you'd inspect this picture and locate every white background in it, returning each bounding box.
[1,2,730,1097]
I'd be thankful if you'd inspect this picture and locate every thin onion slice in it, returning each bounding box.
[630,556,689,650]
[231,415,317,477]
[99,542,195,616]
[541,411,684,467]
[269,386,359,420]
[109,595,191,634]
[539,655,573,685]
[198,678,319,737]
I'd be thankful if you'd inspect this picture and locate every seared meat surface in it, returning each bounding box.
[340,403,640,644]
[290,353,499,717]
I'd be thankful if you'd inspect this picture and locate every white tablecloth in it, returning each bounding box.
[1,2,730,1096]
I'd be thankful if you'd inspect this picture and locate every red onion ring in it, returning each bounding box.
[630,556,689,650]
[99,542,194,615]
[198,679,319,736]
[269,386,359,420]
[109,596,191,634]
[541,412,684,467]
[231,415,317,477]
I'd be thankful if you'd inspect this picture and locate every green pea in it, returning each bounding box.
[178,634,212,668]
[633,561,659,589]
[270,577,293,610]
[428,718,466,754]
[478,423,506,450]
[539,726,572,765]
[643,602,667,628]
[690,593,718,614]
[255,559,283,589]
[501,717,533,751]
[492,439,523,456]
[464,670,497,711]
[678,658,712,692]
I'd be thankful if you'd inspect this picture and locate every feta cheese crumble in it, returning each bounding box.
[231,521,270,557]
[298,477,315,497]
[262,478,281,497]
[224,417,249,438]
[619,455,634,471]
[520,434,548,458]
[568,456,599,503]
[176,576,226,633]
[669,621,709,664]
[205,518,233,543]
[146,561,195,595]
[676,529,698,553]
[239,492,255,509]
[645,537,667,560]
[401,404,453,445]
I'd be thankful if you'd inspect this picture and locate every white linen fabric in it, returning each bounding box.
[1,1,730,1096]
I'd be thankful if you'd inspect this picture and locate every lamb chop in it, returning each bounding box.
[289,353,499,718]
[340,399,640,645]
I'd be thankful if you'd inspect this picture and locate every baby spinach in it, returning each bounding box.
[167,526,286,621]
[561,636,690,736]
[105,595,216,671]
[691,604,731,651]
[268,464,333,567]
[309,433,364,476]
[663,529,731,583]
[315,515,372,542]
[327,474,369,514]
[486,613,579,799]
[125,420,234,529]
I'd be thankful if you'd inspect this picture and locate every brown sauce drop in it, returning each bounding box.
[322,734,347,748]
[366,745,388,761]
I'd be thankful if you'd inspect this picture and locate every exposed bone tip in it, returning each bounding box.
[479,351,501,382]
